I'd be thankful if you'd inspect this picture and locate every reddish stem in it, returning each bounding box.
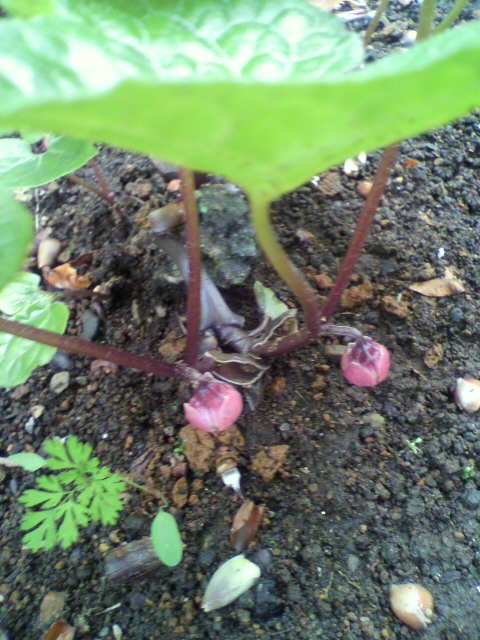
[68,175,113,206]
[90,158,116,205]
[181,167,202,367]
[254,146,398,359]
[320,144,398,320]
[0,318,191,379]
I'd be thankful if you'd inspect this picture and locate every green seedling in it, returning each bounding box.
[6,436,183,565]
[462,465,476,480]
[407,437,423,455]
[16,436,125,552]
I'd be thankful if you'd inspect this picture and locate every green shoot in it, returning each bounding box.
[18,436,125,552]
[462,465,476,481]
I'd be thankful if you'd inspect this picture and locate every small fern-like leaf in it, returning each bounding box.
[21,511,57,552]
[57,505,78,549]
[19,435,126,552]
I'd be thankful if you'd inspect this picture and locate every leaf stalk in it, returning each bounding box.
[0,317,192,380]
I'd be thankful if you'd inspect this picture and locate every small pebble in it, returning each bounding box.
[463,488,480,510]
[50,350,72,370]
[37,238,61,268]
[38,591,67,626]
[449,307,463,323]
[31,405,45,419]
[79,309,100,340]
[24,416,35,434]
[49,371,70,394]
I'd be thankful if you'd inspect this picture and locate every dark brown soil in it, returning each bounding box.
[1,4,480,640]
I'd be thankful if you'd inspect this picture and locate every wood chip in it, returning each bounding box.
[230,500,264,553]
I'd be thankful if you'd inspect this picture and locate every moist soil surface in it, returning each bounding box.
[2,5,480,640]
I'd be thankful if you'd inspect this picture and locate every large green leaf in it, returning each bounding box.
[1,0,57,17]
[0,191,33,291]
[0,272,69,387]
[0,1,479,200]
[0,135,97,189]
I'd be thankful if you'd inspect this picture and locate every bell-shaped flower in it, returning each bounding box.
[184,380,243,432]
[341,338,390,387]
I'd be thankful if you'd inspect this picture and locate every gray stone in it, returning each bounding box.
[49,371,70,394]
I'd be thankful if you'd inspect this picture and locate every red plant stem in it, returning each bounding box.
[68,175,114,206]
[254,146,398,359]
[181,167,202,367]
[320,144,399,320]
[90,158,115,204]
[0,318,191,379]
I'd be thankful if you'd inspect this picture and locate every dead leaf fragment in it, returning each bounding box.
[409,269,465,297]
[41,620,75,640]
[340,281,374,309]
[250,445,289,482]
[230,500,265,553]
[424,344,444,369]
[382,295,409,319]
[43,264,91,290]
[171,476,189,509]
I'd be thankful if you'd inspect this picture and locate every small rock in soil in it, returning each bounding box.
[79,308,100,340]
[462,488,480,510]
[171,477,189,508]
[250,445,289,482]
[38,591,67,626]
[49,371,70,394]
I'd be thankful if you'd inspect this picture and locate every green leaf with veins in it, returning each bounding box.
[0,272,69,387]
[0,192,33,292]
[19,436,126,552]
[0,1,479,200]
[0,135,97,190]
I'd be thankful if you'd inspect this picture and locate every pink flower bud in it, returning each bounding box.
[341,338,390,387]
[184,380,243,433]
